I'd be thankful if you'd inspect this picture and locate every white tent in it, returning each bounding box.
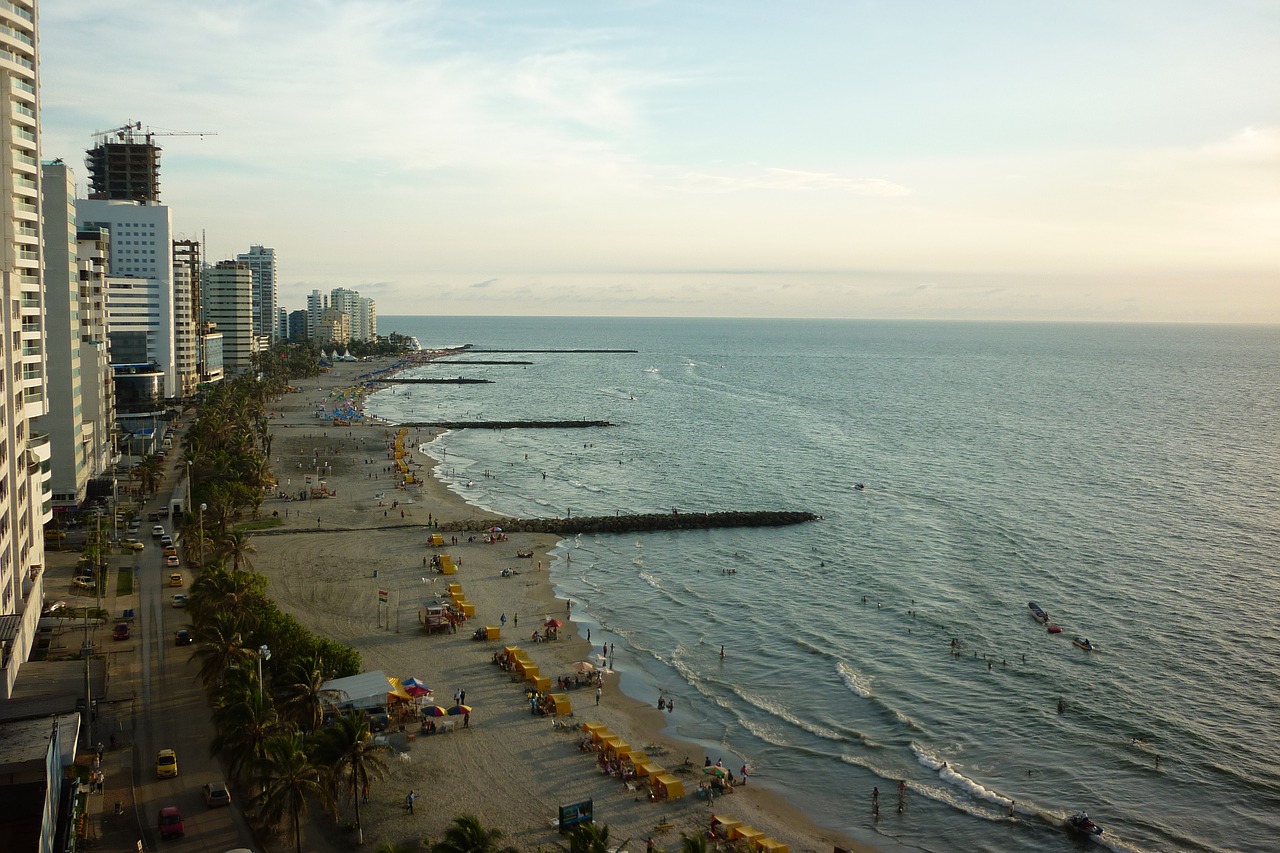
[320,670,394,710]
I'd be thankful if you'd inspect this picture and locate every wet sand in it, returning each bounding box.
[253,358,871,852]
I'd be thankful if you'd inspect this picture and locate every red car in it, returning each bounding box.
[112,623,130,641]
[158,806,184,839]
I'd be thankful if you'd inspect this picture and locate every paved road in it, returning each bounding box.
[103,449,258,852]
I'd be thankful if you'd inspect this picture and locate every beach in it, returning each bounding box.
[252,357,869,852]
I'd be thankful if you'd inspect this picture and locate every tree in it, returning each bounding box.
[311,710,389,846]
[278,654,333,735]
[568,822,612,853]
[430,815,518,853]
[192,611,256,689]
[678,833,708,853]
[214,529,257,573]
[254,732,330,853]
[211,672,279,787]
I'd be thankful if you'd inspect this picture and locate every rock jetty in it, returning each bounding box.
[440,510,818,535]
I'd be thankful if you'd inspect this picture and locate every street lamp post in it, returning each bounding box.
[198,503,207,566]
[256,644,272,699]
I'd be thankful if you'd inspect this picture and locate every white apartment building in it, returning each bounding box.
[75,226,115,482]
[236,244,276,348]
[38,162,90,514]
[331,287,377,342]
[76,199,177,395]
[305,288,326,340]
[203,261,256,375]
[0,0,50,697]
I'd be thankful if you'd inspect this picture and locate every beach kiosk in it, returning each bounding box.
[533,676,552,693]
[484,625,501,640]
[652,773,685,800]
[429,533,445,547]
[581,722,607,737]
[756,838,789,853]
[634,761,661,778]
[590,727,614,746]
[730,826,765,845]
[549,693,572,716]
[709,816,742,840]
[439,555,457,574]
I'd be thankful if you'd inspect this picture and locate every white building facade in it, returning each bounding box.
[76,199,177,396]
[202,261,256,375]
[0,0,50,698]
[235,244,276,348]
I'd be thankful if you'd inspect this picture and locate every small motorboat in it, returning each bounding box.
[1073,636,1096,652]
[1065,811,1104,835]
[1028,602,1050,623]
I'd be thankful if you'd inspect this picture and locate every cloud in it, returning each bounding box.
[469,279,499,289]
[673,167,910,195]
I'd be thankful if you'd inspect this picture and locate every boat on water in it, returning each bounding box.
[1065,811,1104,835]
[1073,636,1096,652]
[1028,602,1050,623]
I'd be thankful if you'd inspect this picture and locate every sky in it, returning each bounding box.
[38,1,1280,323]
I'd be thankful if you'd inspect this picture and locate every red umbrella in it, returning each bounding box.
[544,619,564,628]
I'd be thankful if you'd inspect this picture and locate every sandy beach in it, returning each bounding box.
[252,357,870,852]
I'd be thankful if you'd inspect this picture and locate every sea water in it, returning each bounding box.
[366,317,1280,853]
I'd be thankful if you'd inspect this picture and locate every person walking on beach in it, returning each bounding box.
[405,790,416,814]
[500,613,507,627]
[596,686,602,705]
[872,786,880,816]
[513,613,518,627]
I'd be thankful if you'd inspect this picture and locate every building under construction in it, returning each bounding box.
[86,121,162,203]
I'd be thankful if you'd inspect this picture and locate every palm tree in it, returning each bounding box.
[211,675,279,787]
[568,822,612,853]
[311,710,389,846]
[192,611,256,689]
[214,529,257,573]
[678,833,708,853]
[279,654,333,735]
[430,815,518,853]
[188,562,264,629]
[254,731,330,853]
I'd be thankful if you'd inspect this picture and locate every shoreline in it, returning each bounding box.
[254,356,873,852]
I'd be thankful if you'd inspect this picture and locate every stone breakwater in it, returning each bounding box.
[441,510,819,535]
[402,420,614,429]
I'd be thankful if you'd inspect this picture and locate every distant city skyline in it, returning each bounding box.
[39,1,1280,323]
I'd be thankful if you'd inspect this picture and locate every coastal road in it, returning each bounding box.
[129,476,257,851]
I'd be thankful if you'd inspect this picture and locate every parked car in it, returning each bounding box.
[157,806,184,839]
[121,538,145,551]
[155,749,178,778]
[45,529,67,540]
[171,594,187,608]
[202,779,231,808]
[174,628,193,646]
[112,622,130,641]
[73,576,95,590]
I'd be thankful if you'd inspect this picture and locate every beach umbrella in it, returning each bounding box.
[489,526,502,533]
[703,765,729,778]
[447,704,472,715]
[545,618,564,628]
[422,705,447,717]
[570,661,596,675]
[403,677,432,697]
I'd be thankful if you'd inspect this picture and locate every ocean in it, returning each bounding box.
[365,316,1279,853]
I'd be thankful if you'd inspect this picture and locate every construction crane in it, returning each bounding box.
[91,120,217,147]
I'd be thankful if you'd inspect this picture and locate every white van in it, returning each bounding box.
[161,437,172,451]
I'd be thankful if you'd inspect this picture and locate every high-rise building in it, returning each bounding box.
[202,261,256,375]
[331,287,377,342]
[85,121,161,204]
[75,226,116,483]
[0,0,50,697]
[235,245,276,348]
[76,199,177,395]
[38,162,91,515]
[172,239,202,397]
[306,288,326,339]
